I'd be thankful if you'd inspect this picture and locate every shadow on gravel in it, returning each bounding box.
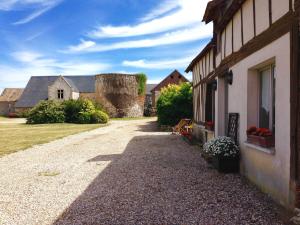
[135,120,160,132]
[53,133,290,225]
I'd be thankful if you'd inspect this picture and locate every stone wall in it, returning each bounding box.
[80,93,96,101]
[48,76,77,101]
[0,102,18,115]
[0,102,9,115]
[95,74,144,118]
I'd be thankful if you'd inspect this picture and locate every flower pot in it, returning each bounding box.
[212,155,239,173]
[247,135,274,148]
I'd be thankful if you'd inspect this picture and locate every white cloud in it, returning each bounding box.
[140,0,179,22]
[65,25,212,53]
[0,51,111,88]
[88,0,210,38]
[0,0,63,25]
[67,39,96,52]
[122,57,193,70]
[11,51,43,62]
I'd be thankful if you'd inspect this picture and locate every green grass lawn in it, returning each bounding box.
[0,123,104,157]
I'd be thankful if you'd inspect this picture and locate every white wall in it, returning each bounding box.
[225,33,290,206]
[255,0,269,35]
[225,20,233,57]
[272,0,289,22]
[242,0,254,44]
[233,10,242,52]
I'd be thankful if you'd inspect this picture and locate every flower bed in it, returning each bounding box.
[246,126,274,148]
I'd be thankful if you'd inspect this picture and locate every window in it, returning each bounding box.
[259,65,275,132]
[57,89,64,99]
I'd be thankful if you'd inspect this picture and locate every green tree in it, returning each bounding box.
[157,82,193,126]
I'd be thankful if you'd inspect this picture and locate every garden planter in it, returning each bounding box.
[212,156,239,173]
[247,135,274,148]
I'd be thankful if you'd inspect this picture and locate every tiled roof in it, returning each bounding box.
[146,84,157,95]
[151,70,189,92]
[0,88,24,102]
[15,76,95,108]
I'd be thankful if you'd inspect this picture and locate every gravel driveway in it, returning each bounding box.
[0,118,290,225]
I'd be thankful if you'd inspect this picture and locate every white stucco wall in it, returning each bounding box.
[221,30,226,59]
[72,92,80,100]
[210,49,214,71]
[223,33,291,206]
[233,9,242,52]
[225,20,233,57]
[242,0,254,44]
[255,0,269,35]
[272,0,289,22]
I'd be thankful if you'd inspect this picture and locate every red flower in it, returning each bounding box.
[205,121,214,126]
[247,126,273,137]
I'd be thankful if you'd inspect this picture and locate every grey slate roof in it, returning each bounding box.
[146,84,157,95]
[15,76,95,108]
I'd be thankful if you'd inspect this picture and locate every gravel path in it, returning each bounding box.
[0,118,290,225]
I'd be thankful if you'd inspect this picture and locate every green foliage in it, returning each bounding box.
[63,99,95,123]
[136,73,147,95]
[17,109,30,118]
[77,110,109,124]
[90,110,109,124]
[156,82,193,126]
[63,99,108,124]
[27,100,65,124]
[27,99,109,124]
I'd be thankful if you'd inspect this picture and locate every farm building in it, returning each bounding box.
[15,74,145,118]
[186,0,299,209]
[0,88,24,116]
[150,70,189,107]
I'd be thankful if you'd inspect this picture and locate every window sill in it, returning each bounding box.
[244,142,275,155]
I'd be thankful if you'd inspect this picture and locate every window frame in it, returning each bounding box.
[57,89,64,100]
[258,64,275,132]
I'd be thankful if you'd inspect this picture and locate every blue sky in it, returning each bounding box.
[0,0,212,92]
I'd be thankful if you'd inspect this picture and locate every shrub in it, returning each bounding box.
[156,82,193,126]
[77,110,109,124]
[27,100,65,124]
[203,136,239,157]
[63,99,96,123]
[136,73,147,95]
[17,109,30,118]
[27,99,109,124]
[91,110,109,124]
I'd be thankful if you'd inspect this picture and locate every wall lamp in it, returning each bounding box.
[226,70,233,85]
[211,79,218,91]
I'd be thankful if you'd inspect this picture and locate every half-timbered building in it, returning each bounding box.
[186,0,300,208]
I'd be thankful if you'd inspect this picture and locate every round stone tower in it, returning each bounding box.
[95,74,144,118]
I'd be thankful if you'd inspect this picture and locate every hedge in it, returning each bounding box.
[156,82,193,126]
[26,99,109,124]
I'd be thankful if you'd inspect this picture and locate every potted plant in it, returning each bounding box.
[205,121,214,131]
[247,126,274,148]
[203,136,239,173]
